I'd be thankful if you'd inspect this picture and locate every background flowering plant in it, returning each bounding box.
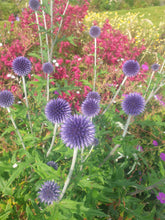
[0,0,165,219]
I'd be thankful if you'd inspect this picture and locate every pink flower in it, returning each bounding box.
[160,153,165,161]
[153,140,158,146]
[157,192,165,204]
[141,64,149,72]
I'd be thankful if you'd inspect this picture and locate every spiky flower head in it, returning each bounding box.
[122,93,145,116]
[45,98,71,124]
[47,161,58,170]
[38,180,60,205]
[122,60,140,77]
[151,63,159,71]
[89,26,101,38]
[29,0,40,11]
[60,114,95,149]
[86,91,101,103]
[0,90,14,108]
[43,62,54,74]
[12,56,31,76]
[81,98,100,117]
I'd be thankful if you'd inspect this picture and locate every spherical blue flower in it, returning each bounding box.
[43,62,54,74]
[151,63,159,71]
[122,60,140,77]
[45,98,71,123]
[0,90,14,108]
[86,91,101,103]
[89,26,101,38]
[38,180,60,205]
[12,56,31,76]
[29,0,40,11]
[47,161,58,170]
[60,115,95,149]
[122,93,145,116]
[81,99,100,117]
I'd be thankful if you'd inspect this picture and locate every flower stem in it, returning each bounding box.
[102,76,127,115]
[46,123,58,157]
[35,11,43,64]
[99,114,132,167]
[144,71,155,98]
[82,145,94,163]
[93,38,97,92]
[59,147,78,201]
[22,76,33,134]
[46,73,49,102]
[49,0,69,61]
[6,107,26,150]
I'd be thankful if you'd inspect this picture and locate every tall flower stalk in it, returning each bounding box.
[59,147,78,200]
[22,76,33,134]
[7,107,26,150]
[46,123,58,157]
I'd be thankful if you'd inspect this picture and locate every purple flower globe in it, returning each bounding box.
[157,192,165,204]
[89,26,101,38]
[0,90,14,108]
[47,161,58,170]
[122,93,145,116]
[86,91,101,103]
[38,180,60,205]
[45,98,71,124]
[29,0,40,11]
[81,99,100,117]
[12,56,31,76]
[122,60,140,77]
[151,63,159,71]
[60,114,95,149]
[43,62,54,74]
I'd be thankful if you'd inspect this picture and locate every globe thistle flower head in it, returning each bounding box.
[47,161,58,170]
[29,0,40,11]
[81,98,100,118]
[0,90,14,108]
[122,93,145,116]
[160,153,165,161]
[122,60,140,77]
[43,62,54,74]
[60,114,95,149]
[12,56,31,76]
[151,63,159,71]
[45,98,71,124]
[38,180,60,205]
[89,26,101,38]
[86,91,101,103]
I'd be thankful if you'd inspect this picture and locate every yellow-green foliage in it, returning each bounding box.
[84,10,165,63]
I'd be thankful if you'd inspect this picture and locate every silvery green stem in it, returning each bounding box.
[80,147,84,171]
[41,0,50,61]
[22,76,33,134]
[46,73,49,102]
[50,0,53,46]
[35,11,44,64]
[82,145,94,163]
[93,38,97,92]
[6,107,26,150]
[49,0,69,61]
[102,76,127,115]
[46,123,58,157]
[99,114,132,168]
[160,59,165,74]
[144,71,155,98]
[59,146,78,201]
[146,81,165,105]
